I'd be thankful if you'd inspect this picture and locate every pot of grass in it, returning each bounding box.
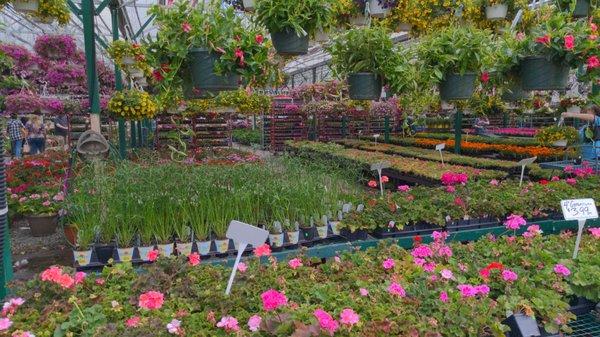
[116,221,136,263]
[212,222,230,254]
[137,204,158,261]
[316,214,329,239]
[268,221,284,248]
[283,219,300,246]
[328,210,343,236]
[72,224,95,267]
[191,207,211,255]
[174,223,193,257]
[154,216,174,257]
[95,215,117,264]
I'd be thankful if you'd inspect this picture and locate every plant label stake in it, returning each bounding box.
[373,134,380,144]
[435,143,446,166]
[515,157,537,187]
[560,199,598,259]
[224,220,269,295]
[370,161,390,197]
[552,139,568,148]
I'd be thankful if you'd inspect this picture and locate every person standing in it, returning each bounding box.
[6,113,25,158]
[561,105,600,161]
[54,114,69,149]
[25,115,46,155]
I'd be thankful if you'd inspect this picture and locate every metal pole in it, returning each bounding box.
[130,121,137,148]
[0,138,13,297]
[137,121,143,147]
[454,110,462,154]
[82,0,101,132]
[110,4,127,159]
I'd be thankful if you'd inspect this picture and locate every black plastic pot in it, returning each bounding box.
[339,229,368,241]
[300,226,316,242]
[519,56,570,91]
[572,0,590,18]
[348,73,382,100]
[503,313,541,337]
[439,73,476,101]
[371,227,400,239]
[25,214,58,237]
[183,48,240,99]
[94,244,116,265]
[271,30,309,56]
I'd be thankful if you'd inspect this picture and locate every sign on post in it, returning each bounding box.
[515,157,537,187]
[435,143,446,166]
[373,134,380,144]
[224,220,269,295]
[560,199,598,259]
[370,161,390,197]
[552,139,568,148]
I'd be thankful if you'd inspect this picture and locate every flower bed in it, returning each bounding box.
[413,132,541,147]
[3,229,599,336]
[492,128,539,137]
[288,141,508,182]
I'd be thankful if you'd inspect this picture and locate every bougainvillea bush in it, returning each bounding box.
[3,230,599,336]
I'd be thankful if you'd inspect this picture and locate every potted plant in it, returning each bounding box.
[33,34,77,61]
[519,13,593,91]
[137,214,156,262]
[368,0,397,18]
[115,220,136,263]
[72,224,95,266]
[328,26,398,100]
[17,189,61,237]
[174,220,193,257]
[267,221,284,248]
[255,0,333,55]
[417,25,492,101]
[108,89,158,120]
[483,0,509,20]
[32,0,70,25]
[4,92,43,114]
[315,214,329,239]
[153,209,174,257]
[189,206,211,255]
[556,0,591,18]
[11,0,38,13]
[298,215,317,243]
[212,221,230,254]
[283,219,300,246]
[560,96,586,114]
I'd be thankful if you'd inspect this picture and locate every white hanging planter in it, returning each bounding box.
[349,15,367,26]
[242,0,254,12]
[73,249,92,266]
[157,243,174,257]
[485,4,508,20]
[196,240,212,255]
[269,233,284,247]
[316,225,328,239]
[122,56,136,66]
[566,105,581,114]
[117,247,134,262]
[368,0,390,18]
[287,231,300,245]
[137,245,154,261]
[329,221,341,235]
[214,239,230,253]
[177,242,193,256]
[12,0,39,13]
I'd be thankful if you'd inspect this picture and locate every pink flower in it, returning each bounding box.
[566,178,577,185]
[181,22,192,33]
[288,258,303,269]
[138,291,165,310]
[260,289,288,311]
[439,291,449,303]
[12,331,35,337]
[18,197,27,203]
[589,227,600,238]
[554,264,571,277]
[523,224,542,239]
[167,319,182,334]
[147,249,159,261]
[359,288,369,296]
[589,34,598,41]
[445,186,456,193]
[247,315,262,332]
[339,308,359,326]
[440,269,454,279]
[397,185,410,192]
[475,284,490,296]
[502,269,518,282]
[516,32,525,41]
[480,72,490,83]
[188,252,200,266]
[432,231,448,242]
[125,316,142,328]
[314,309,339,335]
[254,244,271,257]
[489,179,499,186]
[438,245,453,258]
[367,180,378,188]
[423,262,436,273]
[388,282,406,297]
[382,258,395,270]
[457,284,477,298]
[564,165,574,173]
[592,22,598,32]
[587,56,600,69]
[564,34,575,50]
[551,176,560,182]
[454,197,465,207]
[411,245,432,258]
[216,316,240,332]
[95,278,105,285]
[237,262,247,273]
[74,271,86,284]
[413,257,426,266]
[334,256,341,263]
[234,48,245,66]
[504,214,526,230]
[0,318,12,331]
[53,192,65,201]
[536,34,550,45]
[381,175,389,183]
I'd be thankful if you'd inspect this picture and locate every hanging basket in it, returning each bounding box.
[439,73,476,101]
[183,47,240,99]
[485,4,508,20]
[12,0,38,13]
[572,0,590,18]
[368,0,390,18]
[501,78,531,102]
[519,56,570,91]
[348,73,382,100]
[242,0,255,12]
[271,30,309,56]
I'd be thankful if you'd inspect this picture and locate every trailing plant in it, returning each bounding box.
[33,34,77,61]
[108,89,158,120]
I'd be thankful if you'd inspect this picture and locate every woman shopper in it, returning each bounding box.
[25,115,46,155]
[561,105,600,161]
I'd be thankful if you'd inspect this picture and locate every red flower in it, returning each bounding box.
[591,22,597,32]
[587,56,600,69]
[234,48,245,66]
[413,235,422,247]
[535,35,550,45]
[255,34,264,44]
[181,22,192,33]
[480,71,490,83]
[487,262,504,270]
[479,268,490,279]
[539,179,549,185]
[564,35,575,50]
[152,69,164,82]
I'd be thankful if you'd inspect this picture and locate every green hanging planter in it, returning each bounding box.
[183,48,240,99]
[501,77,531,102]
[572,0,590,18]
[270,30,309,56]
[519,56,570,91]
[347,73,382,101]
[439,73,476,101]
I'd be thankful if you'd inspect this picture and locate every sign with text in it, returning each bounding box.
[561,199,598,221]
[225,220,269,295]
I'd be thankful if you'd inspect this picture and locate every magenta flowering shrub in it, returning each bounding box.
[33,35,78,61]
[440,171,468,186]
[0,44,42,78]
[44,98,64,114]
[3,92,43,114]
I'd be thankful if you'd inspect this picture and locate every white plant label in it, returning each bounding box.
[435,143,446,165]
[560,199,598,259]
[515,156,537,187]
[370,161,391,197]
[225,220,269,295]
[356,204,365,212]
[552,139,568,148]
[342,203,352,213]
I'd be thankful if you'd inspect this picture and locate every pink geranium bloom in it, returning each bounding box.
[554,264,571,277]
[12,331,35,337]
[413,257,426,266]
[339,308,359,326]
[502,269,518,282]
[0,318,12,330]
[536,35,550,44]
[181,22,192,33]
[359,288,369,296]
[388,282,406,297]
[314,309,339,335]
[432,231,448,242]
[589,227,600,238]
[237,262,247,273]
[167,319,182,334]
[260,289,288,311]
[147,249,159,261]
[457,284,477,298]
[588,56,600,69]
[445,185,456,193]
[126,316,141,327]
[382,258,395,270]
[74,271,86,285]
[411,245,433,258]
[438,245,453,258]
[564,165,574,173]
[489,179,499,186]
[247,315,262,332]
[566,178,577,185]
[138,291,165,310]
[423,262,436,273]
[381,175,389,183]
[440,269,454,280]
[523,225,543,239]
[216,316,239,332]
[367,180,378,188]
[439,291,449,303]
[564,34,575,50]
[504,214,526,230]
[188,252,200,266]
[397,185,410,192]
[253,244,271,257]
[551,176,560,182]
[288,258,303,269]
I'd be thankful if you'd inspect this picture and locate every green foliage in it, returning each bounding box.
[232,128,261,146]
[54,303,106,337]
[255,0,334,36]
[535,125,579,146]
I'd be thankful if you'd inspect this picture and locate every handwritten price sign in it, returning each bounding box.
[561,199,598,221]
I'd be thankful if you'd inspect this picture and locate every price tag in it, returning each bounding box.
[435,143,445,151]
[225,220,269,295]
[561,199,598,221]
[370,161,390,171]
[552,139,568,148]
[516,156,537,167]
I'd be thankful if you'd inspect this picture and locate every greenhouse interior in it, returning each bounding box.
[0,0,599,335]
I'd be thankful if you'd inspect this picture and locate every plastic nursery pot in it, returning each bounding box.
[73,248,93,266]
[339,228,368,241]
[94,244,116,264]
[268,232,284,248]
[572,0,590,18]
[519,56,570,91]
[368,0,390,18]
[176,242,193,256]
[397,22,412,32]
[242,0,254,11]
[329,221,341,235]
[439,73,476,101]
[348,73,382,101]
[183,48,240,99]
[25,214,58,237]
[316,225,329,239]
[214,238,230,254]
[485,4,508,20]
[157,243,174,257]
[270,30,309,56]
[137,245,154,261]
[12,0,39,13]
[117,247,134,262]
[196,240,212,255]
[286,231,300,245]
[63,225,77,246]
[300,226,316,241]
